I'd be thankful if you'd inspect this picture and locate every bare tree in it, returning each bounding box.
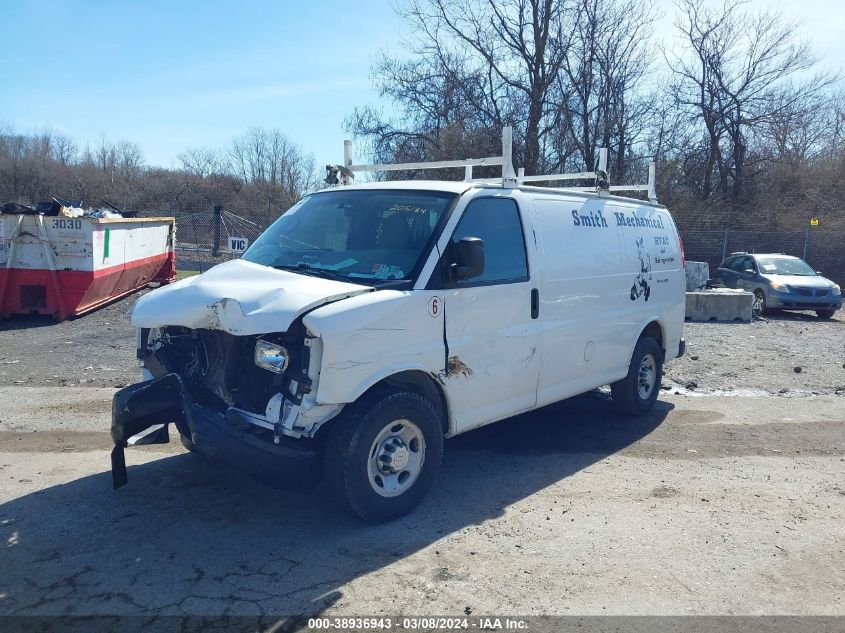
[229,127,317,216]
[178,147,225,179]
[350,0,658,181]
[556,0,659,179]
[93,133,118,181]
[0,127,57,202]
[668,0,830,201]
[760,89,836,164]
[350,0,569,175]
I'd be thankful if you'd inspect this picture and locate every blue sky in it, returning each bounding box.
[0,0,403,167]
[1,0,842,169]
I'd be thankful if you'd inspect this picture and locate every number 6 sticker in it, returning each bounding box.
[428,296,442,318]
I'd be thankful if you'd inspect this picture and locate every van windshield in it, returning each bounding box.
[242,189,456,285]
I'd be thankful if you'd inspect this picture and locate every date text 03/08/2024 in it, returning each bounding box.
[306,616,529,630]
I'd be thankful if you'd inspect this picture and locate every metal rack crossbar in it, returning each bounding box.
[518,171,597,183]
[348,156,504,173]
[331,126,657,203]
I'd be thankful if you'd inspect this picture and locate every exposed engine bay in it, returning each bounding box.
[138,326,312,417]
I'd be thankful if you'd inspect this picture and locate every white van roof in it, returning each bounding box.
[315,180,474,195]
[315,179,664,209]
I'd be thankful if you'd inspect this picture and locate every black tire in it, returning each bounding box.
[611,336,663,415]
[324,389,444,523]
[816,309,836,319]
[179,431,198,454]
[753,289,768,316]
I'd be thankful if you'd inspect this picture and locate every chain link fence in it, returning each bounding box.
[145,207,271,273]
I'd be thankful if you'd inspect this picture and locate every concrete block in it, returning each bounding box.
[685,289,753,322]
[685,261,710,291]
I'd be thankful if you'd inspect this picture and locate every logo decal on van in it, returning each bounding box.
[630,237,653,302]
[615,212,664,230]
[571,209,608,228]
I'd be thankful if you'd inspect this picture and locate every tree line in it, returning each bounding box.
[1,0,843,237]
[349,0,844,232]
[0,125,317,224]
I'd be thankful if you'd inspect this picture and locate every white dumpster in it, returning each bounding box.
[0,213,175,320]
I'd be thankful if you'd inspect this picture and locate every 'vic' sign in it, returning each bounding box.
[228,236,249,253]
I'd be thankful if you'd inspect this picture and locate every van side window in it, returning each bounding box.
[451,198,528,285]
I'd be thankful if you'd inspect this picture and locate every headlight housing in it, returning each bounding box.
[833,284,841,295]
[137,327,163,357]
[254,340,289,374]
[147,327,163,349]
[770,283,790,292]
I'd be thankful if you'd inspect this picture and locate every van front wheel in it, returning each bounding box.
[324,390,443,523]
[611,336,663,415]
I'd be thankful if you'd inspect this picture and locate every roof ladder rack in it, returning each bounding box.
[329,127,518,188]
[502,149,658,203]
[328,127,657,203]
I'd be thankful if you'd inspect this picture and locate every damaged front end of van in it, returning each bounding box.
[109,259,365,491]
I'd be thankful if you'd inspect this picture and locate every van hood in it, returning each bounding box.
[131,259,372,335]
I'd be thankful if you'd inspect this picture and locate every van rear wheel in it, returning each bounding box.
[324,389,443,523]
[611,336,663,415]
[816,309,835,319]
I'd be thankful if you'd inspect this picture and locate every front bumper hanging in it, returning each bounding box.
[110,373,322,491]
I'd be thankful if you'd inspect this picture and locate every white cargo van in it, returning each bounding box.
[111,129,686,522]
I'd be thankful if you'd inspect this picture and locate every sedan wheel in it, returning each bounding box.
[752,290,766,315]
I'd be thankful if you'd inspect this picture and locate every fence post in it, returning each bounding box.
[213,205,223,256]
[802,223,810,260]
[721,224,730,262]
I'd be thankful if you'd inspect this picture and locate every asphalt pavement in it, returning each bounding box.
[1,387,842,619]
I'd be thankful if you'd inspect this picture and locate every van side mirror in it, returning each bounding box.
[453,237,484,281]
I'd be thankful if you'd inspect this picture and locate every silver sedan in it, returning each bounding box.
[714,253,842,319]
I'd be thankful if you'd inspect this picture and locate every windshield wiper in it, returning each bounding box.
[372,278,412,289]
[273,263,351,283]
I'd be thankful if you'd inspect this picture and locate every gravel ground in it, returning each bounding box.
[0,291,146,389]
[665,311,845,396]
[1,291,842,395]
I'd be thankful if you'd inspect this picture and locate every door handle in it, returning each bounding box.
[531,288,539,319]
